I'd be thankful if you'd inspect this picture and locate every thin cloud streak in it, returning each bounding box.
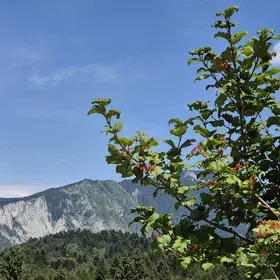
[29,63,118,88]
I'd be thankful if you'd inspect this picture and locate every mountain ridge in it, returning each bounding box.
[0,171,202,252]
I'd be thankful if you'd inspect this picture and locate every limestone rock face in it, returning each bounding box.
[0,171,206,252]
[0,179,139,251]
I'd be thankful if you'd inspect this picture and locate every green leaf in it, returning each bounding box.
[237,252,249,266]
[137,131,149,144]
[162,139,176,148]
[87,107,104,115]
[267,116,280,127]
[194,74,211,83]
[209,120,224,127]
[194,125,210,137]
[90,98,111,106]
[215,93,227,107]
[206,84,214,91]
[208,160,224,172]
[180,139,196,149]
[220,256,233,263]
[177,186,189,195]
[181,257,192,268]
[157,235,171,247]
[183,197,196,207]
[197,67,207,73]
[170,126,187,137]
[112,121,124,133]
[242,46,254,56]
[267,99,280,115]
[117,137,136,147]
[266,68,280,75]
[174,202,181,211]
[106,109,121,119]
[187,58,199,66]
[231,31,248,44]
[214,32,230,40]
[200,193,212,204]
[202,262,214,271]
[168,118,184,126]
[224,6,239,18]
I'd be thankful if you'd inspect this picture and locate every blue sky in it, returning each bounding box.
[1,0,280,197]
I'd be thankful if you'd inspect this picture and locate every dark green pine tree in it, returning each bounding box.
[131,250,150,280]
[0,246,24,280]
[109,249,135,280]
[35,248,48,267]
[109,255,121,279]
[54,267,68,280]
[95,259,108,280]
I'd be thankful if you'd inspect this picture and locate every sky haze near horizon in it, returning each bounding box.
[1,0,280,197]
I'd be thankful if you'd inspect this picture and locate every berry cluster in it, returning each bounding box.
[216,149,222,154]
[221,61,229,68]
[189,242,199,253]
[260,249,267,255]
[257,220,280,237]
[208,178,216,186]
[219,137,228,148]
[234,163,242,170]
[191,142,204,155]
[249,177,254,185]
[133,163,156,172]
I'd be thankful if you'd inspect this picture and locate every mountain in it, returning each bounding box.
[0,171,200,252]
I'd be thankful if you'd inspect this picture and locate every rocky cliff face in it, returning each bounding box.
[0,171,200,252]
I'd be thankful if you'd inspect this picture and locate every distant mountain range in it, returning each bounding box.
[0,170,201,252]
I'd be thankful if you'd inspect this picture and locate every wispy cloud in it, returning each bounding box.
[271,42,280,65]
[8,47,40,69]
[29,63,118,88]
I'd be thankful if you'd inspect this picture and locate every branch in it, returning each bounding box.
[174,194,252,244]
[254,193,279,219]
